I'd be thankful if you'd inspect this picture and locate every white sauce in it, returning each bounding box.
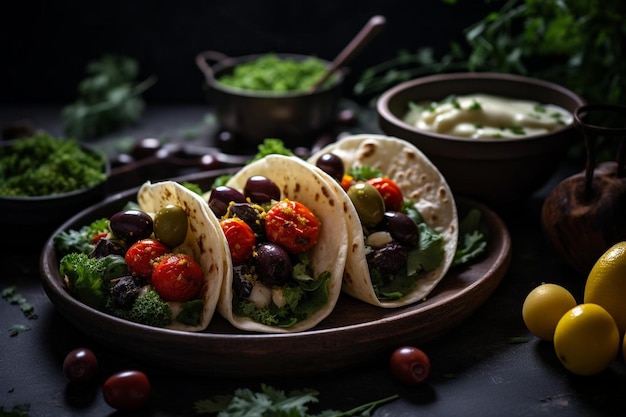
[403,94,573,139]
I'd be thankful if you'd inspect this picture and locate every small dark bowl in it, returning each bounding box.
[0,142,109,248]
[196,51,343,149]
[377,72,586,206]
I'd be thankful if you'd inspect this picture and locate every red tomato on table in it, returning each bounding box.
[265,200,320,254]
[151,253,204,302]
[220,218,256,264]
[366,177,403,212]
[125,238,170,279]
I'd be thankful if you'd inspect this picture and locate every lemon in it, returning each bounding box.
[584,241,626,337]
[522,283,577,341]
[553,303,620,376]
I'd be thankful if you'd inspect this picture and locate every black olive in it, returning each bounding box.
[254,242,292,287]
[232,264,254,299]
[90,238,127,258]
[244,175,281,204]
[229,202,266,238]
[367,242,408,274]
[208,186,246,217]
[109,210,153,243]
[315,153,345,182]
[109,276,142,309]
[383,211,420,246]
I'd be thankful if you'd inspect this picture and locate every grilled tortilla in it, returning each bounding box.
[213,155,349,333]
[138,181,229,331]
[308,134,459,308]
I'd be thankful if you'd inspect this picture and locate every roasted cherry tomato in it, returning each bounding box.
[63,347,98,384]
[220,218,256,264]
[91,232,109,245]
[265,200,320,254]
[125,238,170,279]
[151,253,203,302]
[103,370,151,411]
[366,177,403,212]
[390,346,431,385]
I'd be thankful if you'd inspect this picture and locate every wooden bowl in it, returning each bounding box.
[377,72,585,207]
[39,170,511,378]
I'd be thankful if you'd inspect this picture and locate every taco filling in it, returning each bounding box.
[55,181,227,331]
[205,155,348,333]
[308,134,458,308]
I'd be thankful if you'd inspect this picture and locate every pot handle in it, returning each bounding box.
[195,50,233,82]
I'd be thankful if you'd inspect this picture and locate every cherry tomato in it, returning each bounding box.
[366,177,403,212]
[390,346,431,385]
[103,370,151,411]
[265,200,320,254]
[151,253,204,302]
[91,232,109,245]
[220,218,256,264]
[63,347,98,384]
[125,238,170,279]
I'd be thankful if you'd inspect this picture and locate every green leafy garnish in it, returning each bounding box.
[354,0,626,107]
[0,133,107,197]
[8,324,31,337]
[54,217,109,257]
[2,286,37,320]
[62,54,156,139]
[453,208,488,267]
[347,165,383,181]
[193,384,398,416]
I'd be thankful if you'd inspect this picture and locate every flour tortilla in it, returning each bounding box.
[215,155,349,333]
[138,181,230,331]
[308,134,458,308]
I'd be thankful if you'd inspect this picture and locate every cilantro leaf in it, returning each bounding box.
[193,384,398,417]
[453,209,488,267]
[1,286,37,320]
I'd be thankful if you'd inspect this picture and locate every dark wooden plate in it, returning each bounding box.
[39,172,511,378]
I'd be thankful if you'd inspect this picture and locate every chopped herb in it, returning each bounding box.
[8,324,31,337]
[534,104,547,113]
[0,404,31,417]
[468,99,482,110]
[1,286,37,320]
[0,133,107,197]
[193,384,398,416]
[507,126,526,135]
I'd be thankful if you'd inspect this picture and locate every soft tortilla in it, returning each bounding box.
[215,155,349,333]
[308,134,458,308]
[138,181,230,331]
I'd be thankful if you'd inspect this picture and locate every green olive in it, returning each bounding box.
[347,183,385,228]
[154,204,188,248]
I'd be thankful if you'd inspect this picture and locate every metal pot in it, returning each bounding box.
[195,51,344,149]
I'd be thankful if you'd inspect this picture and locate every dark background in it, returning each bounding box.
[1,1,499,105]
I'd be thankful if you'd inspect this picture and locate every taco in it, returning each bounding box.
[205,155,349,333]
[136,181,230,331]
[308,134,458,308]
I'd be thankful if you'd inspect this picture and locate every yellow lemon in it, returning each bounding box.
[584,241,626,337]
[521,283,577,341]
[553,303,620,376]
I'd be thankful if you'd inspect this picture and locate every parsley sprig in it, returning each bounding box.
[62,54,156,139]
[194,384,398,417]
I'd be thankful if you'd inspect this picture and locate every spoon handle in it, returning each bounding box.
[312,15,386,91]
